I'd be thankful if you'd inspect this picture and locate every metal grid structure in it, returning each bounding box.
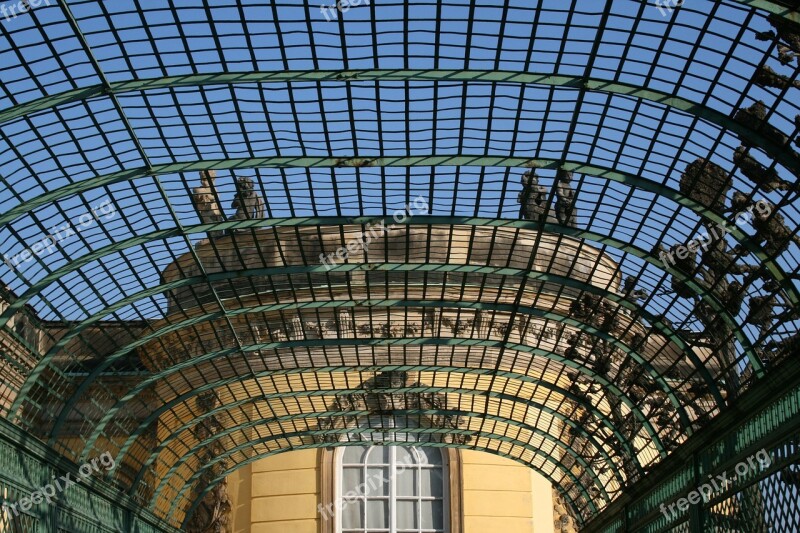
[0,0,799,531]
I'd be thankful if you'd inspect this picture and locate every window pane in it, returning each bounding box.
[421,500,444,530]
[366,467,389,496]
[343,467,363,491]
[396,466,417,496]
[343,445,369,464]
[396,500,418,529]
[341,499,364,529]
[366,499,389,528]
[418,447,443,466]
[338,444,448,533]
[395,446,415,465]
[420,467,443,497]
[367,446,390,464]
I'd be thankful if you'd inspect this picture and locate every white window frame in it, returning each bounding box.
[334,445,450,533]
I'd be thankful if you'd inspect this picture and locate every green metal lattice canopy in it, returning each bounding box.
[0,0,800,531]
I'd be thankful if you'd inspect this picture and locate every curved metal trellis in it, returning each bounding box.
[0,0,799,531]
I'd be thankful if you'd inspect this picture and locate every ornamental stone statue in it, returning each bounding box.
[518,170,548,219]
[191,170,225,239]
[231,176,265,227]
[555,169,577,227]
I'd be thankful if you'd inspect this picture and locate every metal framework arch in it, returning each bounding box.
[0,70,798,178]
[47,262,708,392]
[6,213,750,359]
[1,161,791,394]
[179,439,590,529]
[0,157,788,270]
[65,295,685,454]
[172,427,602,527]
[47,283,720,443]
[103,364,652,478]
[11,213,759,427]
[72,328,669,455]
[142,390,607,519]
[162,408,622,490]
[151,409,616,515]
[0,162,789,376]
[1,1,800,530]
[112,361,649,480]
[128,377,640,493]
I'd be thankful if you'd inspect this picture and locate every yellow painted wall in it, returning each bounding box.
[236,449,320,533]
[230,448,556,533]
[461,450,554,533]
[227,462,252,533]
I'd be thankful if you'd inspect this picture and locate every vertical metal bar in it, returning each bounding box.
[690,454,704,533]
[623,503,630,532]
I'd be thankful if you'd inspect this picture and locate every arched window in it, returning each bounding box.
[335,445,448,533]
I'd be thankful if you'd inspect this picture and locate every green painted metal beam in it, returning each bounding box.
[48,285,712,447]
[0,417,179,533]
[164,414,610,514]
[129,379,637,494]
[78,336,665,461]
[74,290,676,456]
[1,160,790,362]
[102,379,647,496]
[732,0,800,22]
[0,70,797,177]
[65,302,674,443]
[177,440,588,530]
[170,426,601,526]
[150,408,615,514]
[141,407,623,489]
[61,291,684,452]
[0,215,760,394]
[0,158,785,386]
[5,219,721,405]
[582,354,800,533]
[103,369,650,469]
[6,215,756,428]
[117,363,642,483]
